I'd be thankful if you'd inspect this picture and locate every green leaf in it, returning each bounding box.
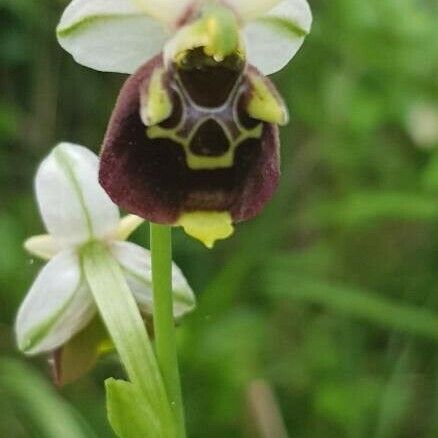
[81,242,175,436]
[106,379,163,438]
[0,358,96,438]
[305,191,438,229]
[266,270,438,341]
[375,346,414,438]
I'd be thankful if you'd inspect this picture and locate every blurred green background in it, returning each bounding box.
[1,0,438,436]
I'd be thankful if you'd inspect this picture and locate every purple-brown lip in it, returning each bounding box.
[99,52,282,225]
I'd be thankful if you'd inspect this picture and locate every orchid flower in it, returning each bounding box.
[15,143,195,383]
[57,0,312,248]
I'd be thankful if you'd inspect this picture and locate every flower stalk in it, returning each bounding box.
[150,224,186,438]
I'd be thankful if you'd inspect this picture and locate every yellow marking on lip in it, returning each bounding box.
[147,120,262,170]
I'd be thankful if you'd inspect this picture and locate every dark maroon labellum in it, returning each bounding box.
[99,51,283,225]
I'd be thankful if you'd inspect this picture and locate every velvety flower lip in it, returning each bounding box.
[99,54,283,239]
[58,0,312,247]
[57,0,312,75]
[16,143,196,357]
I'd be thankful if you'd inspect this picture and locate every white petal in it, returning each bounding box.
[110,242,196,319]
[244,0,312,75]
[24,234,60,261]
[36,143,120,248]
[15,250,96,355]
[224,0,281,21]
[57,0,195,74]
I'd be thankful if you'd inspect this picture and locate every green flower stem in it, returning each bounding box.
[150,224,186,438]
[82,241,173,433]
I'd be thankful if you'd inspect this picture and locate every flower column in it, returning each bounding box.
[16,144,196,437]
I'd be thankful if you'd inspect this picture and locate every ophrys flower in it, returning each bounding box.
[57,0,312,247]
[16,143,195,382]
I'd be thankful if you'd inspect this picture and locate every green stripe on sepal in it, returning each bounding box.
[18,281,83,354]
[256,15,309,39]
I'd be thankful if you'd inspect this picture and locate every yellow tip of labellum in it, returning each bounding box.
[178,211,234,248]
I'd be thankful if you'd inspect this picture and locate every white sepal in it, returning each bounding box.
[57,0,195,74]
[15,250,95,355]
[36,143,119,248]
[244,0,312,75]
[110,241,196,319]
